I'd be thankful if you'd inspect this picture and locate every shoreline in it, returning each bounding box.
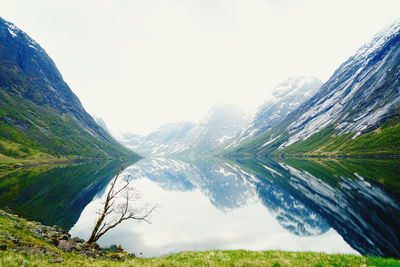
[0,209,399,266]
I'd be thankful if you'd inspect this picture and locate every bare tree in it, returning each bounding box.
[88,161,156,244]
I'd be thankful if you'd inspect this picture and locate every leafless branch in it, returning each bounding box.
[87,161,156,244]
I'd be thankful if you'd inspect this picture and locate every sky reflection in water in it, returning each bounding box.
[70,158,356,257]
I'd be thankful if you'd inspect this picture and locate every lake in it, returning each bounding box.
[0,157,399,258]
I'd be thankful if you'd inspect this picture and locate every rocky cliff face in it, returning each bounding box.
[280,20,400,148]
[0,17,138,158]
[230,20,400,156]
[227,76,322,148]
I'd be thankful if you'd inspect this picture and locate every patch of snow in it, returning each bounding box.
[352,132,361,139]
[218,135,234,145]
[8,28,17,38]
[261,136,279,148]
[262,164,282,176]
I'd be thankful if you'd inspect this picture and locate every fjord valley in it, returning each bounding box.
[0,4,400,267]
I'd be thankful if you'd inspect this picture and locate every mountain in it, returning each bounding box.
[119,104,249,156]
[0,17,139,160]
[228,20,400,157]
[94,117,113,137]
[124,157,330,236]
[233,157,400,257]
[119,122,196,156]
[226,76,322,148]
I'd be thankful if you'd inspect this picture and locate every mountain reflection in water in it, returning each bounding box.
[71,157,400,258]
[1,157,398,258]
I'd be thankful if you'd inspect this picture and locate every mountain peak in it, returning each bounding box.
[355,19,400,59]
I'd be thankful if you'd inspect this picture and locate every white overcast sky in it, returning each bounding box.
[1,0,400,135]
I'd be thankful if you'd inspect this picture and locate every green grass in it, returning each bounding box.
[223,115,400,159]
[2,247,399,267]
[0,86,139,162]
[277,118,400,157]
[0,137,52,160]
[1,210,399,266]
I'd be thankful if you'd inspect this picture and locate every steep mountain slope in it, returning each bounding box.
[229,20,400,157]
[227,76,322,148]
[119,104,249,156]
[0,17,139,160]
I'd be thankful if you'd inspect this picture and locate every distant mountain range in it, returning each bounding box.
[226,20,400,157]
[116,77,321,157]
[108,20,400,158]
[117,104,250,156]
[0,17,139,160]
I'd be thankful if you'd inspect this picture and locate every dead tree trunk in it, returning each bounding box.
[87,162,155,244]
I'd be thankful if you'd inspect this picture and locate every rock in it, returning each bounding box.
[89,242,100,250]
[50,238,59,246]
[70,237,84,243]
[127,252,136,258]
[57,240,73,252]
[48,258,64,263]
[52,225,65,233]
[59,234,69,241]
[116,244,124,252]
[6,236,19,244]
[32,228,41,235]
[110,253,125,260]
[107,244,118,252]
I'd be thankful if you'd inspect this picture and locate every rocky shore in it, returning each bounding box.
[0,209,134,262]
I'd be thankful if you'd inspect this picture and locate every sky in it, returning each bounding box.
[1,0,400,135]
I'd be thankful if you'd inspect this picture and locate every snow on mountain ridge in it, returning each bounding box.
[230,76,323,146]
[278,20,400,149]
[117,104,249,156]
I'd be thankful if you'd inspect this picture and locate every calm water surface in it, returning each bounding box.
[1,157,399,258]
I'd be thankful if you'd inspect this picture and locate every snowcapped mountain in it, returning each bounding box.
[119,122,196,156]
[118,104,249,156]
[282,20,400,148]
[227,76,322,147]
[183,104,250,153]
[231,19,400,156]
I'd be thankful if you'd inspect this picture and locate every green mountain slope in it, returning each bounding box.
[0,17,139,160]
[277,117,400,156]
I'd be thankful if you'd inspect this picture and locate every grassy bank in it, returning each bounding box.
[3,250,400,266]
[0,157,76,169]
[0,137,79,169]
[1,210,399,266]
